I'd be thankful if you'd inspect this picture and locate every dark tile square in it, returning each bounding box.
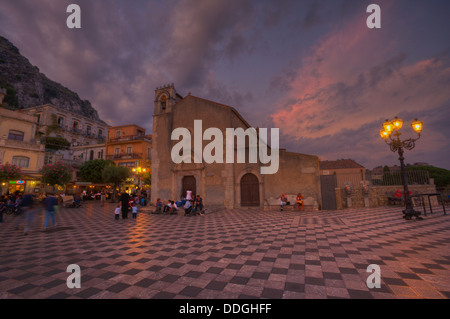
[409,267,433,275]
[261,288,284,299]
[348,289,373,299]
[396,272,421,280]
[168,262,184,269]
[98,271,119,280]
[161,274,179,283]
[8,283,36,295]
[153,291,176,299]
[285,282,305,293]
[76,287,102,298]
[187,259,203,265]
[230,276,250,285]
[251,272,270,280]
[205,281,227,291]
[382,277,407,286]
[41,279,66,289]
[123,269,142,275]
[185,271,203,278]
[206,267,223,274]
[323,272,343,280]
[339,267,359,274]
[179,286,202,297]
[305,277,325,286]
[135,278,156,288]
[148,265,164,272]
[107,282,131,293]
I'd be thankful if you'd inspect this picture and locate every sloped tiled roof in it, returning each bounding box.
[320,159,365,170]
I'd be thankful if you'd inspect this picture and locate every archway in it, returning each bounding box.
[240,173,260,206]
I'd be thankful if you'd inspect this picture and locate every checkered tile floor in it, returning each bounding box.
[0,202,449,299]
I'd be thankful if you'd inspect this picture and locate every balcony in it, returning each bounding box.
[106,153,143,160]
[108,135,151,144]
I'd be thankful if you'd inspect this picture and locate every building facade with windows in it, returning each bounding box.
[106,124,152,171]
[0,106,45,194]
[151,84,321,210]
[22,104,108,147]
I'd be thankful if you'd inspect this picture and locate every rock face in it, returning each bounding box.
[0,36,104,123]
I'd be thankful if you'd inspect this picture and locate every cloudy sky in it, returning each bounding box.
[1,0,449,170]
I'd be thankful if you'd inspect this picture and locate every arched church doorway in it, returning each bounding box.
[240,173,260,206]
[182,175,196,199]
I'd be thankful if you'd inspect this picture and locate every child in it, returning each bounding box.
[114,204,121,220]
[132,204,138,219]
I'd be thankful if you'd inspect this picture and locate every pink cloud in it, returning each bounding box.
[270,13,450,142]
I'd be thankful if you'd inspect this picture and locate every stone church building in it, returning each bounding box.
[150,84,322,210]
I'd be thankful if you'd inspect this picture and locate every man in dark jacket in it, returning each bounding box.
[120,192,130,219]
[43,193,58,230]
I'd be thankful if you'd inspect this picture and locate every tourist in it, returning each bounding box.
[193,195,203,214]
[296,193,304,211]
[280,193,288,211]
[169,201,178,214]
[154,198,162,214]
[163,200,172,213]
[184,200,192,216]
[0,198,6,223]
[114,204,121,220]
[100,188,106,207]
[43,193,59,230]
[120,192,130,219]
[132,204,138,219]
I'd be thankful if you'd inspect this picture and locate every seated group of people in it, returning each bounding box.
[153,195,204,216]
[280,193,304,211]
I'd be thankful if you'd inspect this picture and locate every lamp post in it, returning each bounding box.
[132,167,146,188]
[379,117,423,220]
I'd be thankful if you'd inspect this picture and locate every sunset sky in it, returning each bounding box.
[1,0,449,170]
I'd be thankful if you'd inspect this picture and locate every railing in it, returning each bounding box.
[367,170,430,186]
[106,153,143,160]
[108,135,151,143]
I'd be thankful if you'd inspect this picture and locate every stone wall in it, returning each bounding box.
[335,184,438,209]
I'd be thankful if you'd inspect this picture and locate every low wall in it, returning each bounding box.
[335,184,438,209]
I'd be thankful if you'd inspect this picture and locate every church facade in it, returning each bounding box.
[150,84,322,210]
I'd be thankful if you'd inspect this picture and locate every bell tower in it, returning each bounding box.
[154,83,179,115]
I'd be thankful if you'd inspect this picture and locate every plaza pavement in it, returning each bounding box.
[0,201,449,299]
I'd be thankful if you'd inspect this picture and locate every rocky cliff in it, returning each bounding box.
[0,35,105,123]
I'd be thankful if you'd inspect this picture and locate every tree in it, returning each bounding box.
[0,164,22,194]
[142,172,151,187]
[407,165,450,188]
[101,166,130,202]
[78,159,114,184]
[40,162,73,190]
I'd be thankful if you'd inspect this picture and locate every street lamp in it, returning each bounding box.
[132,167,147,187]
[379,117,423,220]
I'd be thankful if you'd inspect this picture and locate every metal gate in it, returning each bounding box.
[240,173,260,206]
[320,174,337,210]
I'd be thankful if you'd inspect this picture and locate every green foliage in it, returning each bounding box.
[0,163,22,182]
[101,166,130,186]
[45,114,61,136]
[78,159,114,184]
[407,166,450,188]
[44,136,70,150]
[40,162,73,187]
[142,172,151,186]
[0,84,18,108]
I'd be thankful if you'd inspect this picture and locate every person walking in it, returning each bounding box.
[43,193,59,231]
[120,191,130,219]
[100,188,106,207]
[0,198,6,223]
